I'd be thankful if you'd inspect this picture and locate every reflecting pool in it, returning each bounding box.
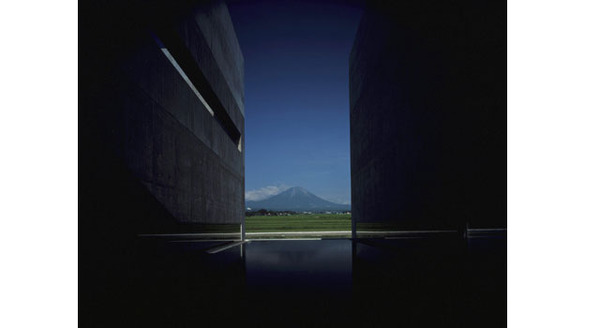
[81,235,506,327]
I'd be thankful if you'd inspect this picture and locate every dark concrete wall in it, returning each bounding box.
[80,2,245,324]
[79,0,244,327]
[80,0,244,233]
[350,0,506,230]
[79,2,245,301]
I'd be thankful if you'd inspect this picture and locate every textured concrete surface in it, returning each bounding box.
[80,0,244,235]
[79,3,245,314]
[190,1,245,117]
[350,0,506,231]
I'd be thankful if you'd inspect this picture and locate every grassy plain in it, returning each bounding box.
[245,213,351,232]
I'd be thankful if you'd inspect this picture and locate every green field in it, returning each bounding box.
[245,214,351,232]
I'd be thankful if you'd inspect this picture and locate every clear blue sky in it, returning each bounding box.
[227,0,363,204]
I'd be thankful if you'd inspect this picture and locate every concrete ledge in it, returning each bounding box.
[204,240,247,254]
[245,231,351,239]
[138,232,241,239]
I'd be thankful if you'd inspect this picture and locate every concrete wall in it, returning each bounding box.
[80,3,245,324]
[350,0,506,231]
[79,1,245,288]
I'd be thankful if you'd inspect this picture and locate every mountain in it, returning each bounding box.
[246,186,350,212]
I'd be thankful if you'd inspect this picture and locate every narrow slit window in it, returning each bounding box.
[151,32,242,152]
[152,33,215,117]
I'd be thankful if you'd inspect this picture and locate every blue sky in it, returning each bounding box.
[227,0,363,204]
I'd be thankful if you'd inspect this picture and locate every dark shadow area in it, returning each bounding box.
[350,0,506,233]
[91,236,504,327]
